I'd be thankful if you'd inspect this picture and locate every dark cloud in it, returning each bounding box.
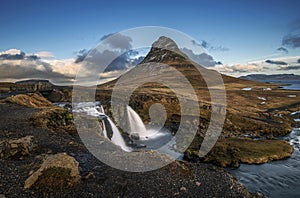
[104,50,143,72]
[276,47,289,54]
[76,47,144,75]
[0,51,25,60]
[101,33,132,50]
[282,34,300,48]
[191,40,208,48]
[26,55,39,60]
[0,50,40,61]
[75,49,90,63]
[181,47,216,67]
[277,65,300,70]
[265,59,288,65]
[76,33,134,65]
[191,39,229,52]
[0,61,73,84]
[100,33,115,41]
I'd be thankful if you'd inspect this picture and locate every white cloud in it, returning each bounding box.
[44,58,79,77]
[36,51,55,59]
[212,55,300,75]
[0,49,23,55]
[213,63,265,73]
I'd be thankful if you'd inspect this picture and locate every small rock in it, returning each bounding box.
[180,186,187,191]
[0,136,37,159]
[10,143,18,149]
[130,133,140,140]
[196,181,201,186]
[24,153,81,189]
[82,172,94,180]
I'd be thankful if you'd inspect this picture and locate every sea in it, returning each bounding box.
[262,80,300,91]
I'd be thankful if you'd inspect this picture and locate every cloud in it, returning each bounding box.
[0,49,25,60]
[265,59,288,65]
[191,40,229,52]
[0,49,77,85]
[210,46,230,52]
[276,47,289,54]
[282,34,300,48]
[0,59,74,84]
[36,51,55,59]
[213,63,266,73]
[0,49,40,61]
[277,65,300,70]
[181,48,217,67]
[75,49,90,63]
[191,40,208,48]
[101,33,132,50]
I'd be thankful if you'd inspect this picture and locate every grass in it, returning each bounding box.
[202,138,294,167]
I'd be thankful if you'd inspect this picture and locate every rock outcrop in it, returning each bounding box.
[24,153,81,189]
[0,136,37,159]
[5,93,52,108]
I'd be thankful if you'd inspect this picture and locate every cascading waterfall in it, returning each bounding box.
[126,105,156,138]
[106,117,132,152]
[73,102,131,152]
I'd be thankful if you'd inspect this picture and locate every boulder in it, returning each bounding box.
[0,136,37,159]
[24,153,81,190]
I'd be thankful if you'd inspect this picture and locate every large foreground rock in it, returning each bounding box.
[24,153,81,189]
[0,136,37,159]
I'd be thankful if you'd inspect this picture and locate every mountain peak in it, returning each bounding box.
[141,36,187,64]
[152,36,180,52]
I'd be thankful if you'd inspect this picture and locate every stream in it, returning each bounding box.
[229,128,300,197]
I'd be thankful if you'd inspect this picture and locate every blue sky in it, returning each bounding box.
[0,0,300,84]
[0,0,299,61]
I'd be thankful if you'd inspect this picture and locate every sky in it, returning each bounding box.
[0,0,300,84]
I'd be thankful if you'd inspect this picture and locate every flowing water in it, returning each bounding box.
[71,102,180,157]
[72,102,132,152]
[229,127,300,197]
[126,105,155,139]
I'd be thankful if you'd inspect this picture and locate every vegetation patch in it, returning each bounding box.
[5,93,52,108]
[30,107,74,131]
[201,138,294,168]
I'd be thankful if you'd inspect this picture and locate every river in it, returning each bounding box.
[229,128,300,197]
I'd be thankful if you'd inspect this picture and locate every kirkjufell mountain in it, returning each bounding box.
[96,36,298,160]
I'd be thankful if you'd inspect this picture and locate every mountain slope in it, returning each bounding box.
[96,36,298,141]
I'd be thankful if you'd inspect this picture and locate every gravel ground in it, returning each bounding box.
[0,103,256,197]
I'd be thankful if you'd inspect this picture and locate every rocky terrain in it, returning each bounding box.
[0,101,255,197]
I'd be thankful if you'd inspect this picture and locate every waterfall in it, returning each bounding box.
[126,105,156,138]
[106,117,132,152]
[73,102,131,152]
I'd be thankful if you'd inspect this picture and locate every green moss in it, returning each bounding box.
[35,167,77,190]
[186,138,294,168]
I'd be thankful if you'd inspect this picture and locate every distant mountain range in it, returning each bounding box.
[240,74,300,82]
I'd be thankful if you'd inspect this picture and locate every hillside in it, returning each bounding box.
[96,36,299,165]
[97,36,298,137]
